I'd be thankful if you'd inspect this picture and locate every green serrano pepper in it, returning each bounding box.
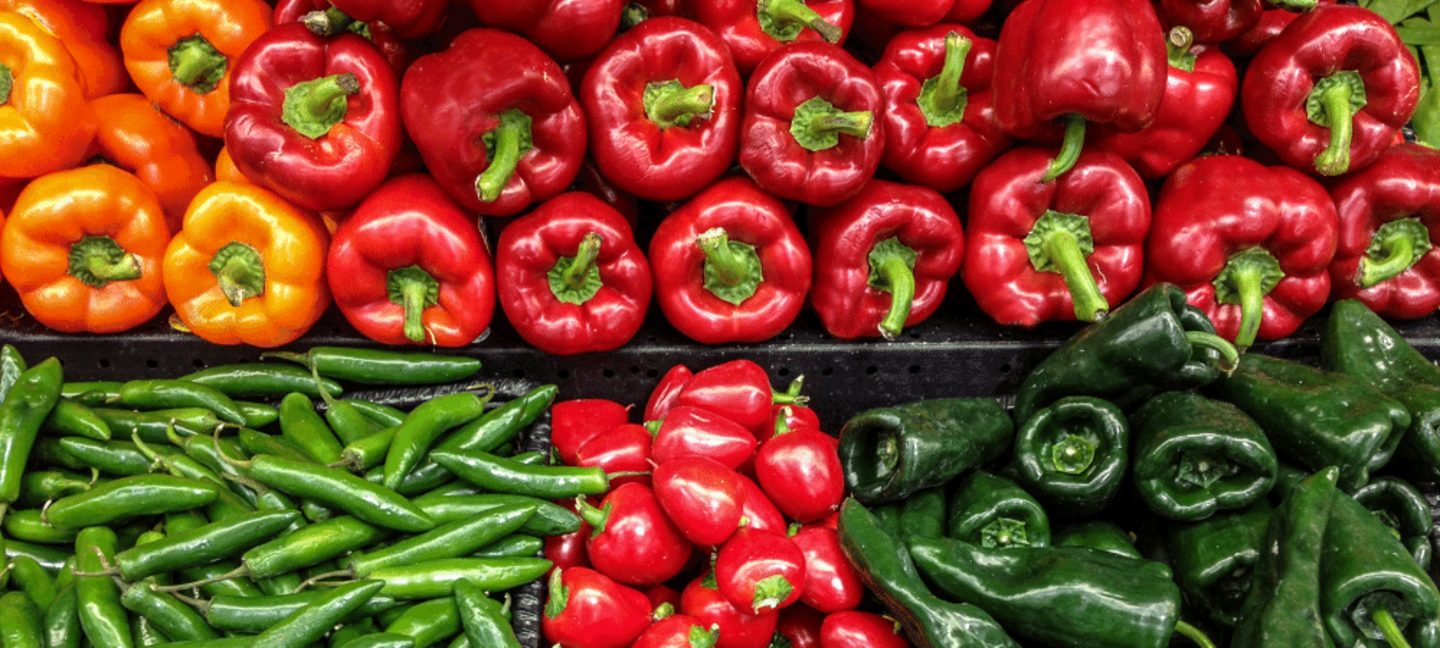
[258,578,387,647]
[42,399,112,441]
[111,509,303,582]
[0,590,45,648]
[366,557,552,599]
[0,358,65,505]
[456,580,521,648]
[4,508,80,545]
[45,577,81,648]
[328,398,406,445]
[242,515,390,580]
[109,379,249,427]
[16,469,95,508]
[384,596,459,647]
[279,392,345,465]
[232,452,435,533]
[382,390,493,491]
[345,503,535,578]
[185,589,399,634]
[238,428,313,464]
[472,534,544,558]
[120,578,221,642]
[336,633,417,648]
[92,407,217,445]
[0,344,27,402]
[180,362,344,399]
[9,555,57,610]
[45,474,219,529]
[427,450,613,500]
[412,492,582,537]
[76,526,134,648]
[56,437,156,476]
[264,347,482,386]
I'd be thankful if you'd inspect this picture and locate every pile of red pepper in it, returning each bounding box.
[0,0,1437,352]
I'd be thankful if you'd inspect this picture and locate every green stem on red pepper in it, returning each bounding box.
[1167,26,1197,73]
[1024,210,1108,321]
[283,73,359,140]
[301,7,361,37]
[1308,70,1369,176]
[1041,114,1087,183]
[644,80,714,129]
[477,109,535,203]
[168,34,228,94]
[549,232,605,305]
[916,32,971,128]
[757,0,842,43]
[696,227,763,306]
[68,236,142,289]
[868,237,918,340]
[789,96,873,152]
[386,266,440,343]
[1360,218,1433,287]
[208,242,266,307]
[1213,247,1284,350]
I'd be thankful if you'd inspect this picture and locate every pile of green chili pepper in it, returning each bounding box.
[0,343,582,648]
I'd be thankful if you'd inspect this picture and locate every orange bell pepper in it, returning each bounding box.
[1,0,127,98]
[163,181,331,347]
[214,146,249,185]
[88,93,215,232]
[119,0,272,138]
[0,165,171,333]
[0,10,98,181]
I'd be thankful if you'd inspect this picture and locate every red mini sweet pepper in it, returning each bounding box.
[327,0,447,40]
[962,146,1149,327]
[494,191,653,356]
[400,27,587,217]
[326,173,495,347]
[1143,154,1338,349]
[1240,3,1419,176]
[687,0,853,74]
[648,175,813,345]
[470,0,627,62]
[579,16,743,203]
[224,21,402,213]
[739,41,885,207]
[808,178,965,340]
[649,358,804,437]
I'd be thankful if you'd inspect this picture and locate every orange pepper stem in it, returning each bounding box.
[208,242,266,307]
[0,63,11,105]
[476,110,533,203]
[68,236,143,288]
[168,34,228,95]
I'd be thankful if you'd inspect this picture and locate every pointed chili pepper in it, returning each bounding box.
[0,10,98,182]
[688,0,853,74]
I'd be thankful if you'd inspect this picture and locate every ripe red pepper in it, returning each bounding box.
[551,398,631,467]
[224,22,402,213]
[652,406,759,471]
[1221,0,1335,58]
[470,0,627,62]
[808,178,966,340]
[736,474,788,537]
[857,0,956,27]
[789,524,864,613]
[655,359,803,437]
[754,423,845,523]
[579,17,743,203]
[577,482,694,588]
[775,604,826,648]
[575,423,654,488]
[494,191,653,355]
[543,566,656,648]
[687,0,853,74]
[819,610,909,648]
[272,0,412,74]
[632,613,722,648]
[645,364,695,424]
[325,173,495,347]
[328,0,447,39]
[545,499,593,577]
[1156,0,1263,44]
[653,455,748,547]
[961,146,1151,327]
[762,403,823,444]
[400,27,587,217]
[680,571,781,648]
[738,42,885,207]
[1142,154,1338,349]
[648,176,812,344]
[1240,4,1420,176]
[1326,143,1440,319]
[874,24,1011,194]
[715,527,808,615]
[991,0,1167,182]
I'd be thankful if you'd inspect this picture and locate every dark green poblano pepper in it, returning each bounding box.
[1002,396,1128,518]
[1053,520,1142,560]
[1351,476,1434,572]
[1166,499,1273,627]
[946,470,1050,549]
[838,398,1013,505]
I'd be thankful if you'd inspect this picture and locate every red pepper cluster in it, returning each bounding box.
[0,0,1436,351]
[542,359,896,648]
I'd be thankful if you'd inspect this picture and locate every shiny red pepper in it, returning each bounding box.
[580,17,742,203]
[1221,0,1336,58]
[470,0,627,62]
[1142,154,1338,349]
[789,524,864,613]
[808,178,965,340]
[1156,0,1264,44]
[543,566,656,648]
[652,405,759,470]
[1240,4,1419,176]
[551,398,631,467]
[739,41,885,207]
[962,146,1150,326]
[325,173,495,347]
[399,27,587,217]
[494,191,653,356]
[648,176,813,344]
[652,359,802,437]
[328,0,447,39]
[271,0,412,74]
[224,21,402,213]
[575,423,654,488]
[855,0,953,27]
[687,0,853,74]
[874,24,1010,194]
[680,570,781,648]
[577,482,694,588]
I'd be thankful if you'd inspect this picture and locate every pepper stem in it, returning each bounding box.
[574,496,612,538]
[1213,247,1284,350]
[1185,330,1242,375]
[386,266,440,343]
[757,0,842,43]
[916,32,971,128]
[544,568,568,619]
[1374,606,1413,648]
[790,96,873,152]
[283,73,359,140]
[0,63,12,105]
[980,518,1028,548]
[68,236,143,288]
[1050,433,1096,474]
[1359,218,1433,288]
[1308,70,1368,176]
[1025,211,1107,321]
[645,80,714,129]
[868,237,919,340]
[696,227,763,306]
[150,564,251,593]
[1174,620,1218,648]
[207,242,266,308]
[1041,114,1087,183]
[549,232,605,305]
[301,7,357,36]
[476,109,534,203]
[622,3,649,28]
[167,34,228,94]
[1167,26,1197,73]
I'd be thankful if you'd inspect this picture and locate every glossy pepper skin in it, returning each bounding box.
[1351,476,1433,571]
[688,0,853,74]
[873,24,1010,194]
[808,178,965,340]
[648,176,812,344]
[1002,395,1128,519]
[271,0,412,75]
[1241,4,1420,176]
[327,173,494,347]
[580,17,743,203]
[0,10,98,181]
[837,398,1013,505]
[2,0,126,100]
[1155,0,1266,44]
[496,191,652,355]
[963,146,1150,326]
[328,0,447,40]
[470,0,626,62]
[946,470,1051,549]
[1142,155,1338,350]
[224,22,403,213]
[400,27,587,217]
[738,41,884,207]
[1166,500,1273,627]
[86,94,215,233]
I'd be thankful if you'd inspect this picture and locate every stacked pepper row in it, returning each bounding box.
[3,0,1440,353]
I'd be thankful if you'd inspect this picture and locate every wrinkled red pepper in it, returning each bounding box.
[648,175,812,344]
[470,0,627,62]
[1221,0,1335,58]
[326,173,495,347]
[494,191,653,356]
[991,0,1167,182]
[874,24,1011,194]
[272,0,411,74]
[808,178,965,340]
[961,146,1150,327]
[1143,154,1338,349]
[1326,143,1440,320]
[327,0,448,39]
[687,0,853,74]
[579,16,743,203]
[224,22,402,213]
[1241,4,1419,176]
[399,27,587,217]
[1156,0,1263,44]
[739,41,885,207]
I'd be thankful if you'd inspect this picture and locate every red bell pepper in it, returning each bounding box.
[470,0,627,62]
[807,178,965,340]
[651,405,759,470]
[648,176,813,344]
[224,22,402,213]
[327,0,447,39]
[399,27,587,217]
[1326,143,1440,319]
[735,474,788,536]
[820,610,910,648]
[272,0,412,74]
[739,41,885,207]
[991,0,1167,182]
[579,16,743,203]
[1241,4,1419,176]
[874,24,1011,194]
[494,191,653,355]
[1142,154,1338,349]
[962,146,1149,326]
[325,173,495,347]
[714,527,808,615]
[856,0,953,27]
[1156,0,1263,44]
[775,604,826,648]
[1222,0,1336,58]
[754,422,845,522]
[1089,27,1238,181]
[687,0,853,74]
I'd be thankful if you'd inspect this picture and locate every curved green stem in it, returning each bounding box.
[1309,71,1367,176]
[1213,247,1284,351]
[283,73,359,140]
[1025,211,1106,321]
[1167,26,1197,73]
[916,32,971,128]
[1050,434,1096,474]
[790,96,872,152]
[1041,114,1087,183]
[696,227,762,306]
[386,266,439,343]
[476,110,533,203]
[757,0,841,43]
[1374,606,1412,648]
[550,232,604,305]
[1174,620,1217,648]
[68,236,142,288]
[168,34,227,94]
[645,80,714,129]
[869,238,918,340]
[301,7,357,36]
[1358,218,1432,287]
[1185,330,1242,375]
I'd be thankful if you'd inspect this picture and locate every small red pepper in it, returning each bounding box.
[494,191,653,355]
[754,423,844,523]
[1241,4,1419,176]
[577,483,695,588]
[680,571,781,648]
[543,566,656,648]
[325,173,495,347]
[808,178,966,340]
[654,359,803,437]
[644,364,695,424]
[775,604,826,648]
[789,524,864,613]
[762,403,823,444]
[1142,154,1338,349]
[545,496,594,576]
[633,613,720,648]
[652,405,759,471]
[575,423,654,488]
[400,27,587,217]
[714,527,808,615]
[1221,0,1336,58]
[736,474,788,537]
[470,0,627,62]
[738,41,885,207]
[653,455,748,547]
[327,0,448,39]
[551,398,632,467]
[687,0,853,74]
[961,146,1151,327]
[648,176,813,344]
[819,610,909,648]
